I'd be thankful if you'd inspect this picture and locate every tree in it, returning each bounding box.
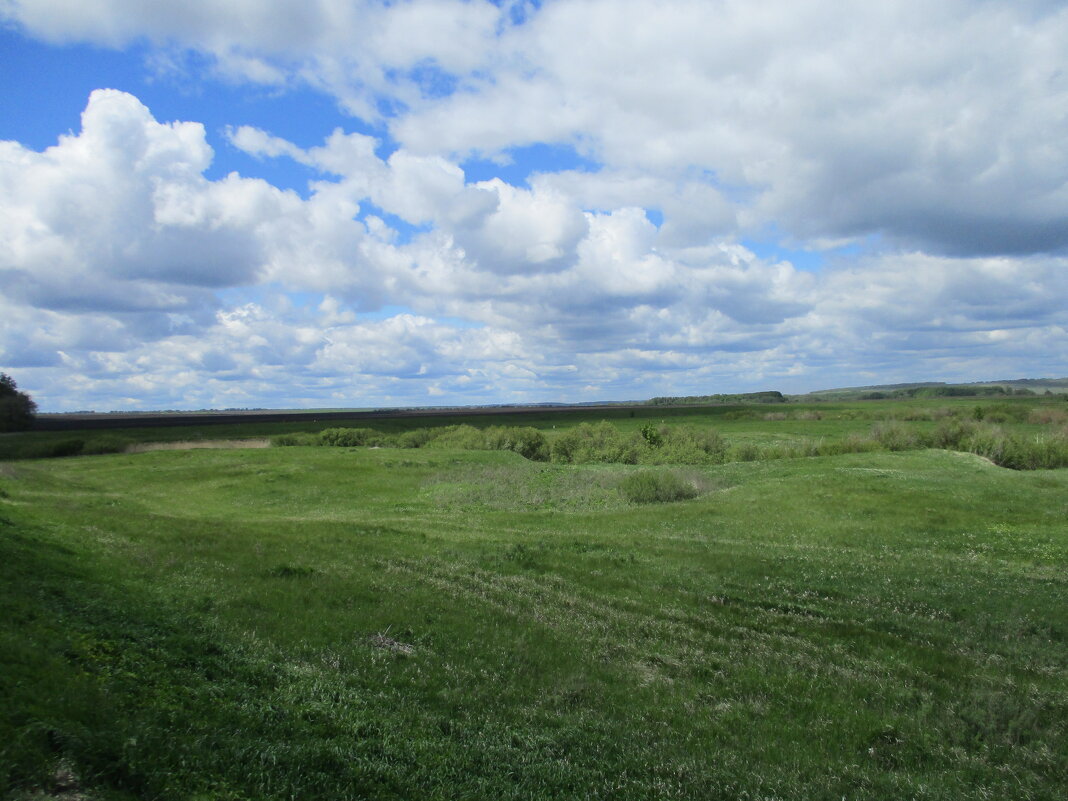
[0,373,38,432]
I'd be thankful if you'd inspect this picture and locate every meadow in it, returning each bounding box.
[2,397,1067,799]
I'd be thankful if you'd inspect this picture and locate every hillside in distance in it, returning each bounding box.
[797,377,1068,401]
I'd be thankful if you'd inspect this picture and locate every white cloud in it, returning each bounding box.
[0,90,281,320]
[2,0,504,117]
[392,0,1068,256]
[10,1,1068,256]
[3,71,1068,409]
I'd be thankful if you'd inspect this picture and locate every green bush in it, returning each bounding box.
[986,431,1068,470]
[317,427,389,447]
[550,422,642,464]
[81,436,131,455]
[1029,407,1068,425]
[421,425,481,451]
[927,419,980,450]
[727,441,761,462]
[871,421,919,451]
[37,439,85,458]
[640,425,728,465]
[271,432,318,447]
[963,423,1009,464]
[396,428,435,448]
[639,424,663,447]
[483,426,550,461]
[618,470,698,503]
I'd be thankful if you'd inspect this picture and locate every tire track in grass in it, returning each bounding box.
[381,556,933,690]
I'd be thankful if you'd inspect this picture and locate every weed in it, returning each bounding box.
[618,470,698,503]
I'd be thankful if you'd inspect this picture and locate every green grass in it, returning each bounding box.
[2,406,1067,799]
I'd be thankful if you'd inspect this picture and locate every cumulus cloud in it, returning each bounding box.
[2,17,1068,411]
[9,1,1067,257]
[0,90,278,321]
[1,0,504,117]
[393,0,1068,257]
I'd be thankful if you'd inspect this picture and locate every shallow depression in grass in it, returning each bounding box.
[2,424,1067,800]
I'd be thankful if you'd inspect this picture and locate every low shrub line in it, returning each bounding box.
[279,419,1068,471]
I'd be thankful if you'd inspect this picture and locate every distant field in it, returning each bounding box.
[7,394,1066,455]
[2,398,1067,799]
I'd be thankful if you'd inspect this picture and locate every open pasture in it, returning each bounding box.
[2,399,1067,799]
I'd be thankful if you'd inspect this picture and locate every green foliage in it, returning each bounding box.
[317,427,389,447]
[482,426,550,461]
[639,423,663,447]
[870,421,919,451]
[640,425,727,465]
[271,431,319,446]
[395,427,436,448]
[0,373,37,432]
[79,435,130,455]
[35,438,86,458]
[423,424,486,450]
[550,422,642,464]
[618,470,699,503]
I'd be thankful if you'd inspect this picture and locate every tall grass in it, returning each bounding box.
[280,417,1068,471]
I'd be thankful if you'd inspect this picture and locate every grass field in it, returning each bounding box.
[2,400,1067,799]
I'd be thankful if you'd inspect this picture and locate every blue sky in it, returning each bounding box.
[2,0,1067,411]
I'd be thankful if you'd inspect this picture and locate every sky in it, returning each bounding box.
[1,1,1067,412]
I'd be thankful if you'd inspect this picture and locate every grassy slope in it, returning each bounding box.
[2,441,1067,800]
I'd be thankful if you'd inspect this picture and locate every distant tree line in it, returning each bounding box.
[860,385,1037,400]
[647,390,786,406]
[0,373,37,432]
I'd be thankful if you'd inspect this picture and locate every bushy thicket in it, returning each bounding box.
[920,420,1068,470]
[550,422,643,464]
[287,416,1068,471]
[277,424,551,461]
[618,470,699,503]
[318,427,390,447]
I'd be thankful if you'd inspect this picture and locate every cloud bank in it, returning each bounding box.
[2,1,1067,409]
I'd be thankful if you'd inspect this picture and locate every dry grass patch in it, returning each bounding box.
[126,438,271,453]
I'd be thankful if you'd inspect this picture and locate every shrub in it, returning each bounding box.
[962,424,1009,464]
[972,403,1028,424]
[1029,407,1068,425]
[81,436,131,455]
[550,422,642,464]
[641,425,728,465]
[396,428,435,448]
[318,427,388,447]
[987,430,1068,470]
[727,441,761,462]
[486,426,550,461]
[423,425,484,451]
[272,432,318,447]
[34,439,85,458]
[618,470,698,503]
[928,419,979,450]
[871,421,919,452]
[639,424,663,448]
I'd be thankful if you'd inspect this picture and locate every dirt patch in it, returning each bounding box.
[126,438,271,453]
